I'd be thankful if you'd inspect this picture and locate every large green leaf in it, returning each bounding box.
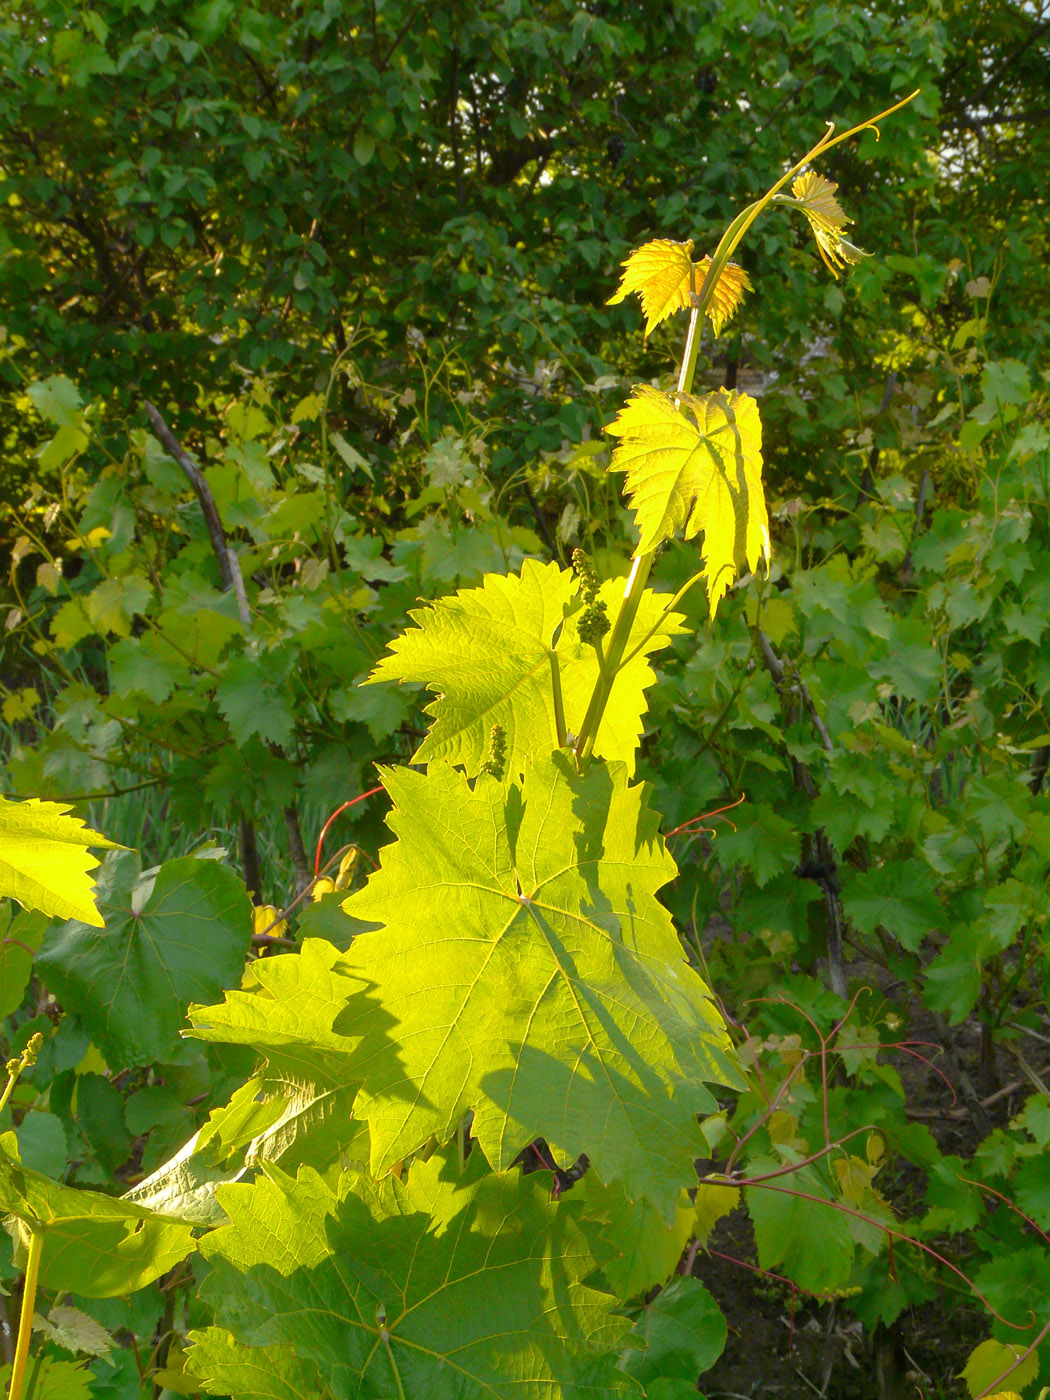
[189,941,368,1170]
[606,385,769,614]
[365,558,685,777]
[131,942,370,1223]
[187,938,363,1085]
[745,1161,856,1296]
[338,755,743,1216]
[620,1277,727,1389]
[0,1134,195,1297]
[188,1151,635,1400]
[0,796,121,927]
[0,1358,94,1399]
[581,1176,695,1300]
[0,906,48,1018]
[840,859,942,952]
[36,851,251,1067]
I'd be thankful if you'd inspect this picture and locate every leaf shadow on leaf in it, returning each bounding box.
[481,1037,713,1222]
[332,973,431,1118]
[195,1154,632,1399]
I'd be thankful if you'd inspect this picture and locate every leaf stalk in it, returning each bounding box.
[549,651,567,748]
[7,1225,44,1400]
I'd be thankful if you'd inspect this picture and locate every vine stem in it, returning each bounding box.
[549,651,567,747]
[572,551,654,764]
[0,1071,19,1119]
[7,1225,44,1400]
[574,92,920,760]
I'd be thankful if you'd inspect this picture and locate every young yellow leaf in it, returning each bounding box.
[606,239,695,336]
[832,1153,879,1206]
[790,171,869,278]
[606,384,770,614]
[692,255,753,335]
[0,796,122,928]
[606,240,751,337]
[252,904,287,939]
[694,1176,740,1244]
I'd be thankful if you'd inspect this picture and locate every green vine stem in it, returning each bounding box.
[573,551,655,765]
[572,91,918,770]
[677,90,919,395]
[549,651,567,749]
[6,1224,44,1400]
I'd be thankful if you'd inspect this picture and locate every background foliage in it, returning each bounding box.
[1,1,1049,1397]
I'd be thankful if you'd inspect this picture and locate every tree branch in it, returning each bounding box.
[144,402,251,629]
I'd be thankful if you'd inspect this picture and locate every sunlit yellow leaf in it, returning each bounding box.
[607,240,751,337]
[790,171,869,278]
[606,239,695,336]
[252,904,286,939]
[692,256,752,335]
[791,171,848,235]
[0,797,122,927]
[606,384,770,614]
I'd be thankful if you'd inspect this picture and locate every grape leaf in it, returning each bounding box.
[693,1175,740,1244]
[189,1151,634,1400]
[36,851,251,1067]
[606,239,751,336]
[0,1358,93,1399]
[121,1123,255,1228]
[787,171,868,277]
[34,1305,114,1357]
[746,1161,855,1295]
[960,1339,1038,1399]
[338,755,743,1216]
[841,860,942,952]
[581,1177,695,1300]
[130,941,372,1223]
[0,1134,195,1297]
[183,940,369,1177]
[607,239,695,335]
[620,1277,727,1388]
[0,795,122,927]
[691,255,753,336]
[216,655,296,748]
[606,385,770,614]
[0,907,48,1018]
[365,558,685,777]
[188,939,360,1076]
[181,1329,322,1400]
